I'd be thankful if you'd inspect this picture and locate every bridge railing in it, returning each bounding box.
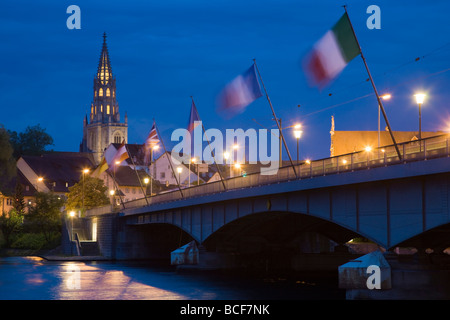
[85,133,450,216]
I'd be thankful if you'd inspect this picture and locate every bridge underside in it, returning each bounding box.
[203,211,359,252]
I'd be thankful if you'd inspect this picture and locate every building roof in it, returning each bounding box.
[18,152,96,193]
[112,165,146,187]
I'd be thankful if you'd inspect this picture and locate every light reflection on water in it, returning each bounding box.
[0,256,343,300]
[56,262,194,300]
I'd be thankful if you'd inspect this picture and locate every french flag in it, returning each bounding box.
[216,64,263,118]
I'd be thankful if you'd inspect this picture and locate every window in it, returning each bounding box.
[99,88,103,96]
[114,133,122,144]
[160,172,165,179]
[107,105,110,114]
[106,88,111,97]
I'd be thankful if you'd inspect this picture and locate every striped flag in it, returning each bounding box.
[144,122,159,165]
[93,156,109,177]
[145,122,159,149]
[110,140,129,166]
[303,13,360,88]
[216,63,263,118]
[187,100,201,133]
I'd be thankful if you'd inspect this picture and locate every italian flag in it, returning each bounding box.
[304,13,360,88]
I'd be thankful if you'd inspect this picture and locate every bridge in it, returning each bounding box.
[72,133,450,265]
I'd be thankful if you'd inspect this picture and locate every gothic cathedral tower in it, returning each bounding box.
[80,33,128,164]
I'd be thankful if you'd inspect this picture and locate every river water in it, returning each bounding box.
[0,256,344,300]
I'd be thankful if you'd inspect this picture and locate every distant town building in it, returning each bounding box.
[329,116,444,157]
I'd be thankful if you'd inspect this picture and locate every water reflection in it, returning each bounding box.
[57,262,191,300]
[0,256,343,300]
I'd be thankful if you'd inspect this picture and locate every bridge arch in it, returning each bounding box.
[201,210,363,253]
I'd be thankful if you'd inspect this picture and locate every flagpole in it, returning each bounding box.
[191,96,227,191]
[154,120,184,198]
[253,59,298,177]
[343,5,402,161]
[125,144,149,205]
[110,165,125,209]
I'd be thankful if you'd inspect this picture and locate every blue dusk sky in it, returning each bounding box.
[1,0,450,161]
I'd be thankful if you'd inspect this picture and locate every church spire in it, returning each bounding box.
[97,32,113,85]
[81,33,128,164]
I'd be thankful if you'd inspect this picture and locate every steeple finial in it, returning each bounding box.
[103,32,107,44]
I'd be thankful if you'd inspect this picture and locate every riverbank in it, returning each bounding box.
[0,247,109,261]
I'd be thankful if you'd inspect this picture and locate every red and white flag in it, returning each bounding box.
[303,13,360,88]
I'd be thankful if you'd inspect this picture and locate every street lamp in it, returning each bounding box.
[293,124,303,164]
[82,168,89,214]
[177,167,182,186]
[36,177,43,192]
[109,189,115,209]
[414,93,426,140]
[69,210,76,255]
[379,94,391,147]
[224,151,231,178]
[143,177,149,198]
[189,157,196,187]
[234,163,241,176]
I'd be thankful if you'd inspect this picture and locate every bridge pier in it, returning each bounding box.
[339,250,450,299]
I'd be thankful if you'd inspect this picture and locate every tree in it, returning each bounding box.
[66,176,110,213]
[8,124,54,159]
[0,208,24,248]
[13,183,26,214]
[0,126,17,195]
[27,192,65,243]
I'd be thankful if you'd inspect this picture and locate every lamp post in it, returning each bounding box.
[177,167,182,187]
[82,169,89,214]
[414,93,426,140]
[150,144,159,196]
[379,94,391,147]
[109,189,115,209]
[223,151,230,178]
[69,210,75,255]
[234,163,241,176]
[143,177,149,198]
[190,157,197,187]
[36,177,43,192]
[293,124,303,164]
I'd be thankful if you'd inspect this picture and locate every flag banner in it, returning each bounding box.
[303,12,360,88]
[216,63,263,118]
[144,122,159,165]
[110,140,129,166]
[187,101,201,133]
[145,122,159,149]
[93,157,108,177]
[187,100,203,158]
